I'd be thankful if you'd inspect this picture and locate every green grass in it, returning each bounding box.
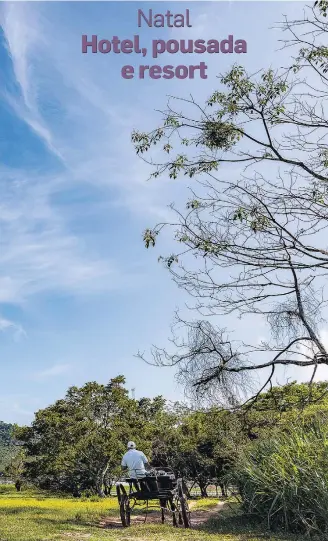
[232,423,328,537]
[0,485,297,541]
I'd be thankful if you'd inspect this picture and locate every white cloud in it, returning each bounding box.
[1,4,64,159]
[0,4,120,303]
[0,316,26,341]
[0,2,188,308]
[33,363,70,380]
[0,163,124,304]
[1,3,37,108]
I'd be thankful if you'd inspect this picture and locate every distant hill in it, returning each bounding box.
[0,422,15,473]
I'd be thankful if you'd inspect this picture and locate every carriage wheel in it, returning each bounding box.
[119,494,131,527]
[169,498,178,527]
[178,481,191,528]
[116,484,121,505]
[160,499,167,524]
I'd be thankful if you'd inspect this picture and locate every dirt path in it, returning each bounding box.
[59,502,226,541]
[99,501,226,530]
[190,502,226,527]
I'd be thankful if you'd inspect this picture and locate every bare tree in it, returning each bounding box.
[133,2,328,406]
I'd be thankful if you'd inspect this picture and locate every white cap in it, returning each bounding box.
[127,441,136,449]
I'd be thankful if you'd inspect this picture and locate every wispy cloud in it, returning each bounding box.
[1,3,64,160]
[0,163,123,305]
[0,2,181,310]
[33,363,70,380]
[0,316,26,341]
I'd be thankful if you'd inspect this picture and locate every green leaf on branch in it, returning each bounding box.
[143,229,158,249]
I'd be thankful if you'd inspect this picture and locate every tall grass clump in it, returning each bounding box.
[231,421,328,537]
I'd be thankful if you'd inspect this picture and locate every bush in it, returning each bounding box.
[231,421,328,537]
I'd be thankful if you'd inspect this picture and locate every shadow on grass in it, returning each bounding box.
[196,505,297,540]
[28,516,97,529]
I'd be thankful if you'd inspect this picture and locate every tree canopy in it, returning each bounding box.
[14,376,168,496]
[7,378,328,499]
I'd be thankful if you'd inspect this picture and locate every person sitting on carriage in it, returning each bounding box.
[121,441,166,498]
[121,441,150,488]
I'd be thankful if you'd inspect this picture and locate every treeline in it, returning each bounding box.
[5,377,328,537]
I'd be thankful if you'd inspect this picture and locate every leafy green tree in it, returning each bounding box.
[150,383,328,497]
[242,381,328,438]
[133,2,328,405]
[15,376,166,496]
[150,404,246,497]
[5,448,26,491]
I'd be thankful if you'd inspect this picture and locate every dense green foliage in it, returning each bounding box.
[241,381,328,435]
[232,422,328,537]
[152,407,244,496]
[12,378,328,511]
[224,382,328,537]
[3,378,328,540]
[14,376,171,496]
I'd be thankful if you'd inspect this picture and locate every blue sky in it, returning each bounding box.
[0,0,322,425]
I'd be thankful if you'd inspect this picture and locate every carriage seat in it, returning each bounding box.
[126,475,175,494]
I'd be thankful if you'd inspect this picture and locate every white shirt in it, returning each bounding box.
[121,449,148,478]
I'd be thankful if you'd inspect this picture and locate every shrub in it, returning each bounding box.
[231,421,328,537]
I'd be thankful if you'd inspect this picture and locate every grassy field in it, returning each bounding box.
[0,484,298,541]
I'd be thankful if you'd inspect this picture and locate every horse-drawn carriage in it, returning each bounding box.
[116,467,191,528]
